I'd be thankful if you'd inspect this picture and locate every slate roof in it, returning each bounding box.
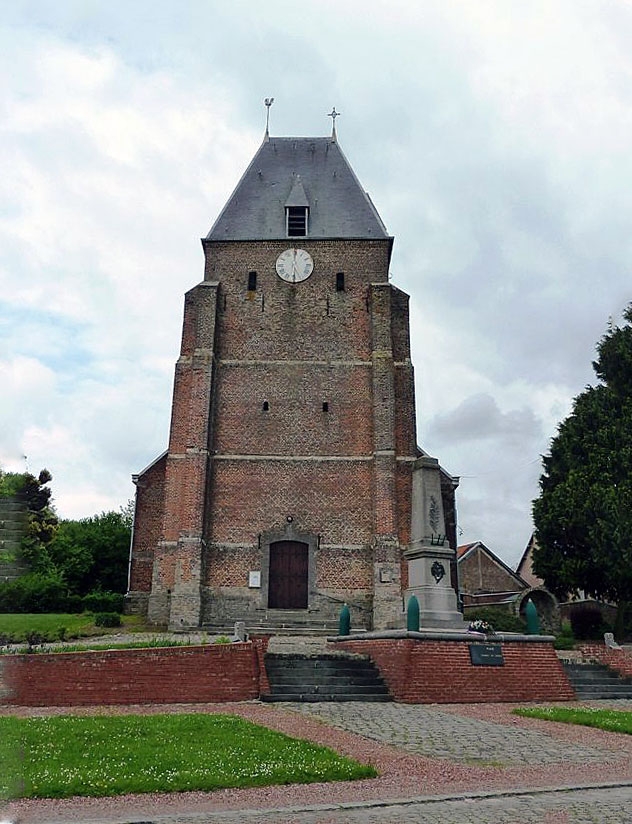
[206,137,390,241]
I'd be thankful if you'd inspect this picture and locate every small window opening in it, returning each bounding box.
[287,206,308,237]
[322,401,329,412]
[262,400,269,411]
[336,272,345,291]
[248,271,257,291]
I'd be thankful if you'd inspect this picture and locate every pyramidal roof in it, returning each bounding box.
[206,137,390,241]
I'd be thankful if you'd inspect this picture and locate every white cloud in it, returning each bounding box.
[2,2,632,568]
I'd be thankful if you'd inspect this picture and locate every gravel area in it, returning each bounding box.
[3,699,632,823]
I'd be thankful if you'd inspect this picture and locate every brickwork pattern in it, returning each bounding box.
[128,454,166,594]
[336,638,575,703]
[213,362,374,456]
[205,546,261,587]
[2,644,259,707]
[204,239,391,361]
[459,547,523,595]
[315,546,373,590]
[207,460,374,547]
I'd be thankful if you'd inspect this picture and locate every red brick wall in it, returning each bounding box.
[128,454,167,596]
[336,638,575,703]
[2,643,261,707]
[577,643,632,678]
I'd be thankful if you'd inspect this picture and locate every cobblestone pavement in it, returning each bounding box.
[284,702,616,765]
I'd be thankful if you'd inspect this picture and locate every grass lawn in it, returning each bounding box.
[0,713,376,799]
[513,706,632,734]
[0,613,147,643]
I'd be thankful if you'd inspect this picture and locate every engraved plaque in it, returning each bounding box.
[469,644,504,666]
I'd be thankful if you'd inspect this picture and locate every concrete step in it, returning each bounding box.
[261,693,392,703]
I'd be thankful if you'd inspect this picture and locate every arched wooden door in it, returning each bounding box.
[268,540,308,609]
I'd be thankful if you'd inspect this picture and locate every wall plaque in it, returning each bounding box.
[469,643,504,666]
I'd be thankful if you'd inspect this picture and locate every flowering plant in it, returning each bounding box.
[468,619,494,634]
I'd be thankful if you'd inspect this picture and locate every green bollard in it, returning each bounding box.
[339,603,351,636]
[525,598,540,634]
[407,594,420,632]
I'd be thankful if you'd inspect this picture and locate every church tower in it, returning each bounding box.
[127,127,459,631]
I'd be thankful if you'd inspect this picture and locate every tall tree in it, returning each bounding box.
[532,306,632,631]
[47,511,131,595]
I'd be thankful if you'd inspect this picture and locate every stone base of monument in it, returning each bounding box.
[327,629,576,703]
[404,543,466,629]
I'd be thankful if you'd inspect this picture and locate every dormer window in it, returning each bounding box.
[287,206,308,237]
[285,176,310,238]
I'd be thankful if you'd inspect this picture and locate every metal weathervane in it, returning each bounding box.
[264,97,274,137]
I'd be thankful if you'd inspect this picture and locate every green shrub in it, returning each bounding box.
[554,620,575,649]
[464,607,526,633]
[0,573,69,613]
[83,592,124,614]
[554,635,576,650]
[94,612,121,628]
[213,635,231,644]
[64,594,84,614]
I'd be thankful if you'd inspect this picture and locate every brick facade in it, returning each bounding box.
[459,545,524,596]
[127,139,458,631]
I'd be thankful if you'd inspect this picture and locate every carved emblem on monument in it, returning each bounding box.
[428,495,440,533]
[431,560,445,583]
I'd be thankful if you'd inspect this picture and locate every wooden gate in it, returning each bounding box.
[268,540,308,609]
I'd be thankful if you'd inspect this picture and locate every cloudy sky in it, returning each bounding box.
[2,1,630,568]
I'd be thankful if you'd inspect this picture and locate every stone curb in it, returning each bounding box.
[53,780,632,824]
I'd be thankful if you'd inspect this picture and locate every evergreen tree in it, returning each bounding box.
[532,306,632,633]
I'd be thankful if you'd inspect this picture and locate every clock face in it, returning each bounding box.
[275,248,314,283]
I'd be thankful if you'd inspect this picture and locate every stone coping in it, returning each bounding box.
[328,629,556,643]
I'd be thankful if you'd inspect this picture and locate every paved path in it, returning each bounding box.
[285,702,613,765]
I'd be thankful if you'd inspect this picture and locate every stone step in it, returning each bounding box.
[269,682,388,695]
[263,650,391,703]
[563,661,632,700]
[261,693,391,703]
[266,672,384,685]
[201,624,339,637]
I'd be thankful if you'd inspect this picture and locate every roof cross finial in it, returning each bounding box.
[328,107,340,141]
[264,97,274,139]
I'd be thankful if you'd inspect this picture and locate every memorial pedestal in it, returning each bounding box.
[405,455,465,629]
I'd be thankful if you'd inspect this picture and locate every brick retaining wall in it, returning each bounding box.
[577,643,632,678]
[1,642,266,707]
[335,637,575,703]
